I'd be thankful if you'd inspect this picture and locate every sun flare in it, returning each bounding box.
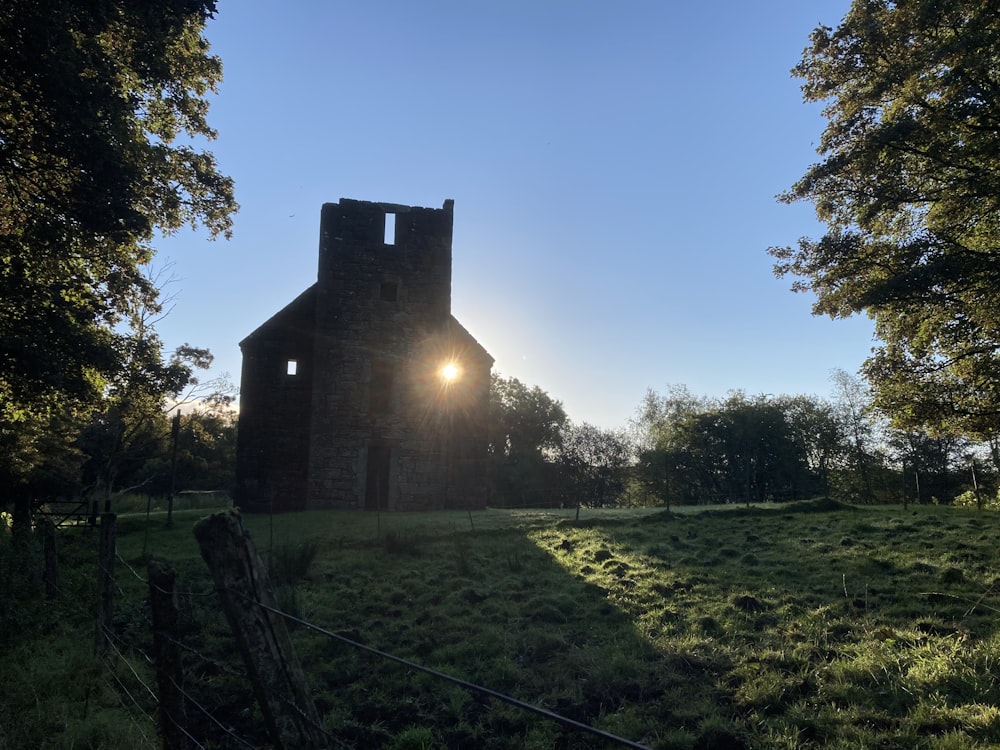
[440,362,461,382]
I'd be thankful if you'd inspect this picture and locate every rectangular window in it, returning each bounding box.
[286,359,298,376]
[384,212,396,245]
[370,360,394,414]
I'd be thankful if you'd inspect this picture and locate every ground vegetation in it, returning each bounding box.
[4,502,1000,749]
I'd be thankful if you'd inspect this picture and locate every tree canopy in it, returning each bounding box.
[0,0,236,491]
[488,374,567,506]
[770,0,1000,436]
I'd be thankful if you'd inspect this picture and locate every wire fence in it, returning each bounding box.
[18,515,654,749]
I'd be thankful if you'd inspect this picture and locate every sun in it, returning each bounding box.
[440,362,461,383]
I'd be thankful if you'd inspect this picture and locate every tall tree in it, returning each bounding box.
[778,394,844,497]
[488,374,567,506]
[557,422,631,508]
[0,0,236,501]
[829,369,884,503]
[770,1,1000,436]
[631,386,711,506]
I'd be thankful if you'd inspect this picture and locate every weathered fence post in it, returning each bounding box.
[193,510,326,749]
[148,560,189,750]
[95,512,116,654]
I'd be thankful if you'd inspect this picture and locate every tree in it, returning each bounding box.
[778,394,845,497]
[557,422,631,508]
[488,374,567,506]
[631,386,710,506]
[629,385,708,454]
[0,0,237,506]
[888,426,968,505]
[77,341,214,507]
[632,389,822,506]
[770,1,1000,436]
[172,407,238,494]
[829,369,877,502]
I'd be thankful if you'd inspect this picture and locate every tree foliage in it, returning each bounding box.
[770,0,1000,436]
[487,374,567,506]
[0,0,236,494]
[636,388,838,506]
[557,422,631,508]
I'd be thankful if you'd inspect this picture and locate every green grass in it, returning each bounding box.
[3,501,1000,748]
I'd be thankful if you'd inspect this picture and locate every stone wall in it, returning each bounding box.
[235,288,316,511]
[236,198,492,513]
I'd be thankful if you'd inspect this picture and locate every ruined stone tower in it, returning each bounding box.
[236,199,493,512]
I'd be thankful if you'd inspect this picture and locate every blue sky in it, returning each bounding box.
[153,0,872,430]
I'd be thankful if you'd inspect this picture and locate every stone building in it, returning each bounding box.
[235,198,493,512]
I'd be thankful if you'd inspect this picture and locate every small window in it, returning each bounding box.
[380,281,398,302]
[383,212,396,245]
[286,359,298,376]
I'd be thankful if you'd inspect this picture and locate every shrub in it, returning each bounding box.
[953,489,1000,511]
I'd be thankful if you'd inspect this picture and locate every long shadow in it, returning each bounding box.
[244,509,750,750]
[113,503,1000,749]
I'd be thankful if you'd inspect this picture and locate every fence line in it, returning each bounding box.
[124,554,652,748]
[105,551,259,748]
[166,675,254,750]
[127,538,650,748]
[101,673,158,749]
[249,597,653,750]
[103,622,258,750]
[100,625,158,703]
[78,528,654,749]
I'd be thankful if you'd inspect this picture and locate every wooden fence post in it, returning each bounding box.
[148,560,190,750]
[193,510,326,749]
[95,512,116,654]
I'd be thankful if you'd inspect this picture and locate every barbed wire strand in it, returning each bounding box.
[110,544,648,747]
[918,590,1000,616]
[102,671,157,749]
[276,692,353,750]
[116,552,218,598]
[161,630,249,680]
[167,675,257,750]
[101,627,158,704]
[107,567,260,747]
[104,620,255,749]
[249,598,652,750]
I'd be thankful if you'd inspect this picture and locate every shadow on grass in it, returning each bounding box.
[105,502,1000,750]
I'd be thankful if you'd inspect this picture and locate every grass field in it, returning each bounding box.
[3,500,1000,749]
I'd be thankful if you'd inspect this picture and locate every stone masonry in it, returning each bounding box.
[235,199,493,512]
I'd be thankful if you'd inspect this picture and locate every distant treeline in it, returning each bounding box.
[488,372,998,510]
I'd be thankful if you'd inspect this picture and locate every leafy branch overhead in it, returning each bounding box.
[0,0,237,491]
[770,0,1000,436]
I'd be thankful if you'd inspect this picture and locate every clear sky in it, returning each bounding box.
[153,0,873,430]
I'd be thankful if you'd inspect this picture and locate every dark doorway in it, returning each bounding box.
[365,446,391,511]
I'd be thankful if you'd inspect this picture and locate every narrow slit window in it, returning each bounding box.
[383,212,396,245]
[370,360,394,414]
[286,359,298,376]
